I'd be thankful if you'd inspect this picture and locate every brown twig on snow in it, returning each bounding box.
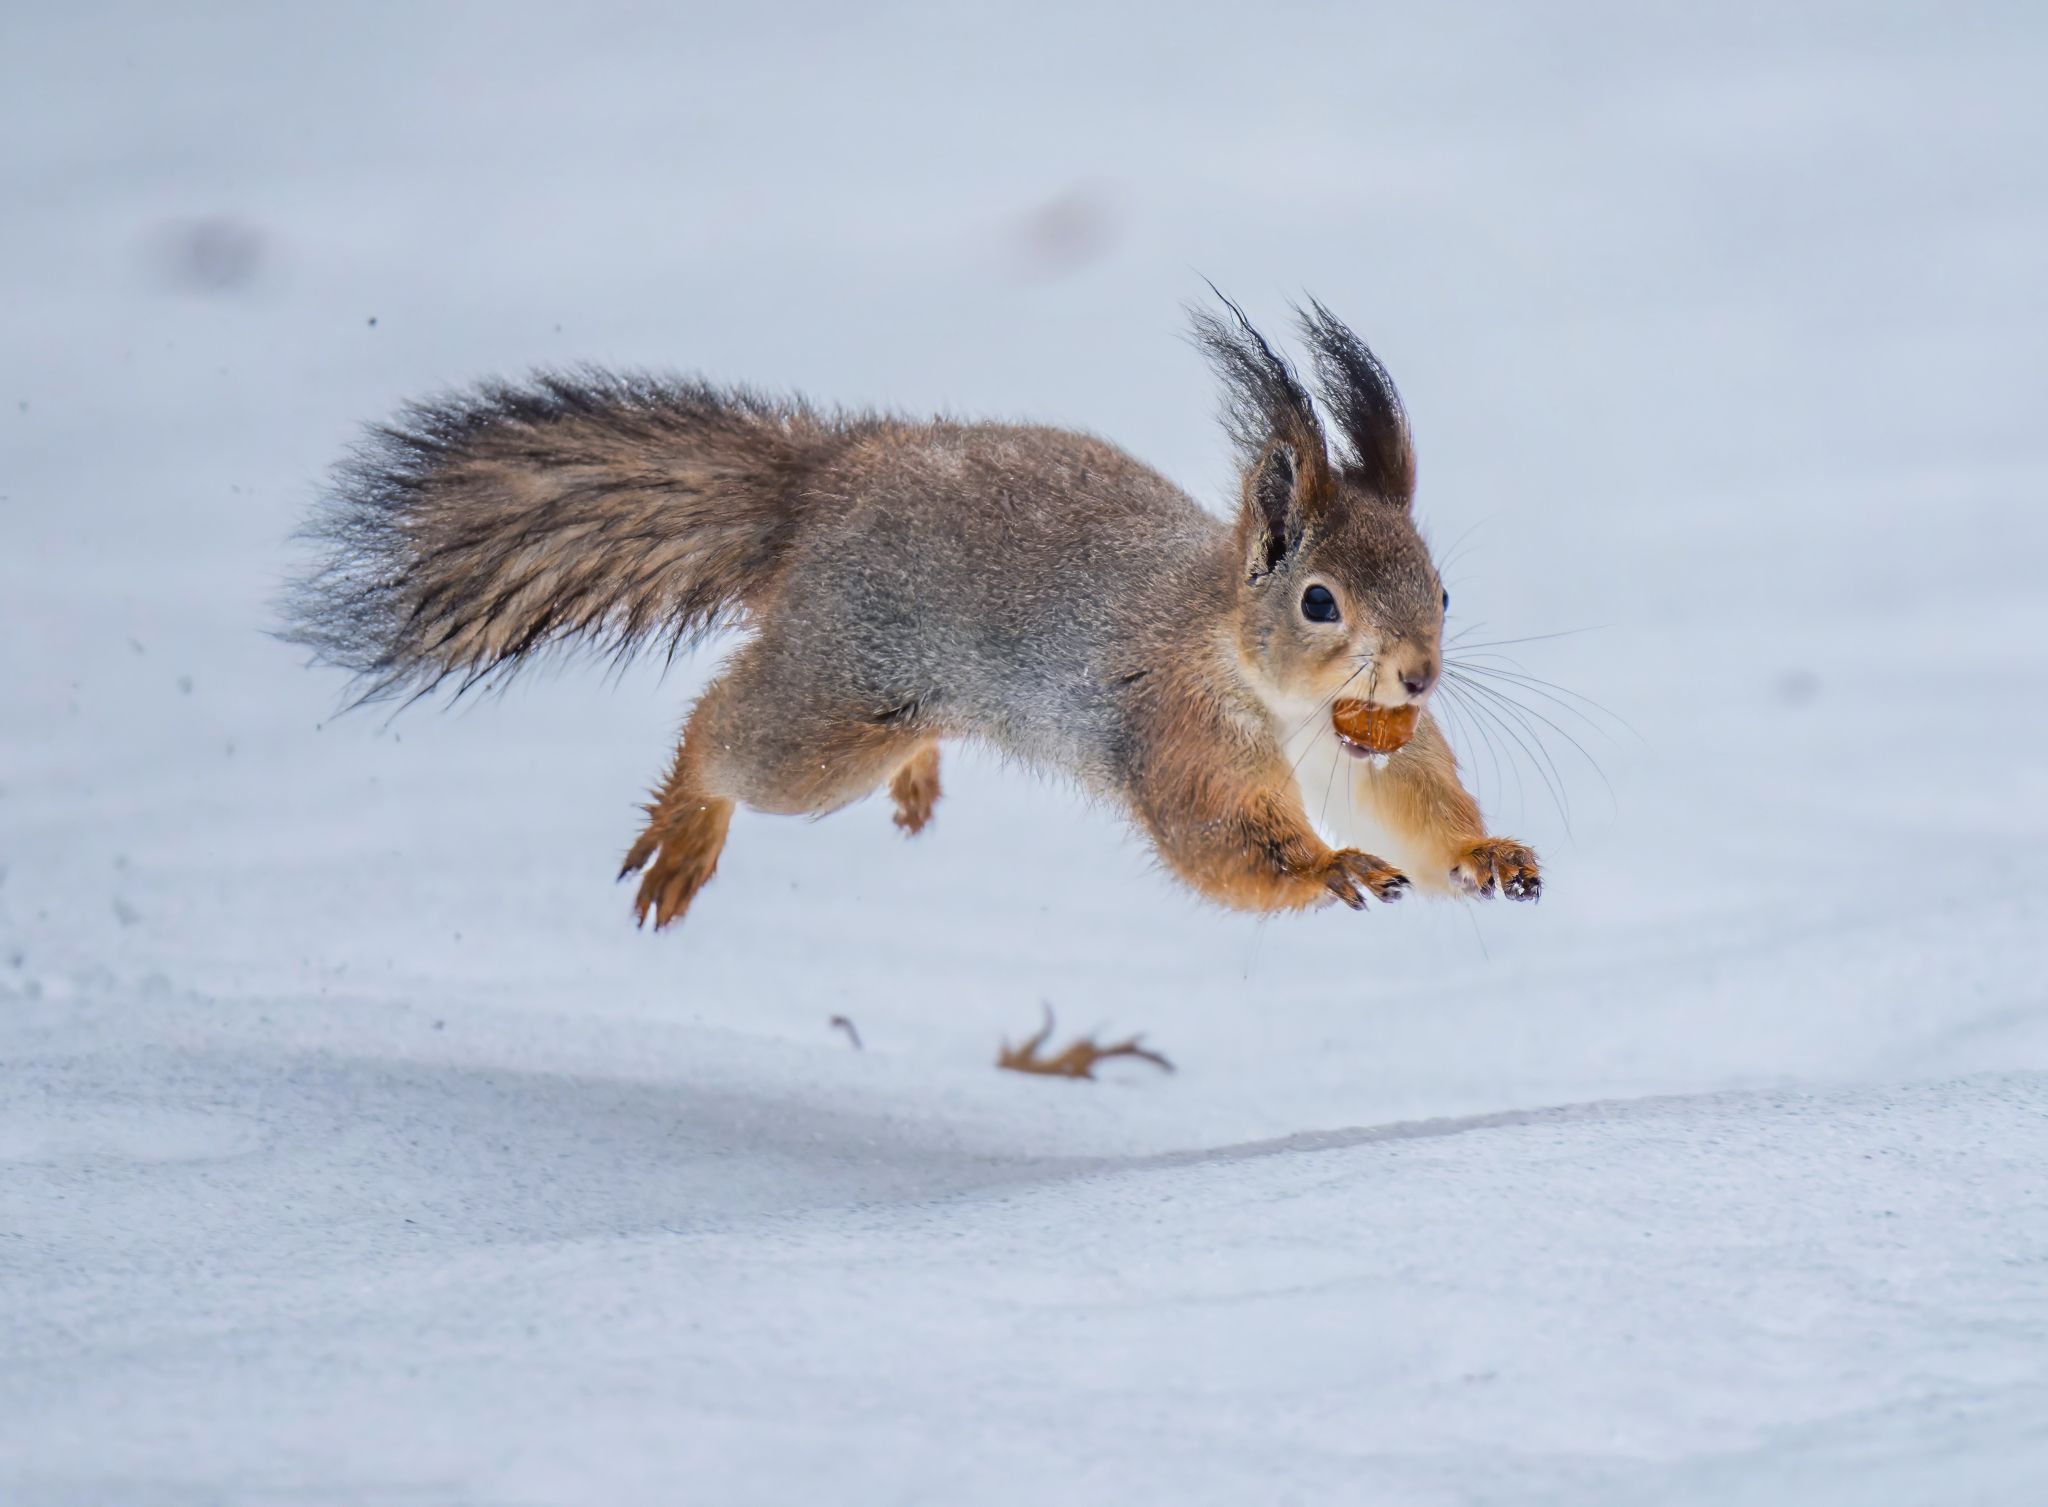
[996,1004,1174,1081]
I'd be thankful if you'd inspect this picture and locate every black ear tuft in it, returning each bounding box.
[1188,290,1335,516]
[1189,290,1339,576]
[1296,297,1415,505]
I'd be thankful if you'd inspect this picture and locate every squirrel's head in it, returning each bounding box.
[1193,295,1444,718]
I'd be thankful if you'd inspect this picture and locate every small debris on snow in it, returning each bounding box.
[997,1004,1173,1081]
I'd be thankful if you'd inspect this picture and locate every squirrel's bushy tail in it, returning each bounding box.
[283,372,843,703]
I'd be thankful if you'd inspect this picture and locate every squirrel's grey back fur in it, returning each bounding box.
[765,422,1228,789]
[284,382,1230,789]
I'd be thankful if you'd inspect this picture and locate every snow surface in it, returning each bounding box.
[5,3,2048,1503]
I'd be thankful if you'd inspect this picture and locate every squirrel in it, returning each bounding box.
[284,296,1540,930]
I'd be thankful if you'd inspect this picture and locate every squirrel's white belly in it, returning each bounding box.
[1270,692,1393,853]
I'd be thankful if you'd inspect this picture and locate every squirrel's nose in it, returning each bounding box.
[1400,666,1436,699]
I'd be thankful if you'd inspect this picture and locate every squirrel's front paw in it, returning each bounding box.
[1320,849,1409,910]
[1451,838,1542,901]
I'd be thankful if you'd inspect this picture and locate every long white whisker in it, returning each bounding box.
[1445,658,1632,737]
[1445,625,1611,652]
[1438,680,1521,819]
[1285,657,1373,780]
[1317,726,1342,834]
[1444,671,1601,831]
[1449,669,1615,805]
[1467,686,1563,828]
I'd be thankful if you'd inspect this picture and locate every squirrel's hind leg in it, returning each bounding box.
[623,650,941,927]
[888,743,942,835]
[620,733,734,930]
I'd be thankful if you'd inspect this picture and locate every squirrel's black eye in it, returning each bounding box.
[1301,584,1340,623]
[1441,587,1450,613]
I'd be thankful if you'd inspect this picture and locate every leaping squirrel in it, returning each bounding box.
[285,297,1539,928]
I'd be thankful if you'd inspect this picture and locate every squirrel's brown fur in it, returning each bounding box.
[284,297,1538,927]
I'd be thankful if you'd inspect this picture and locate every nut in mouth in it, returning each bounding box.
[1331,699,1417,758]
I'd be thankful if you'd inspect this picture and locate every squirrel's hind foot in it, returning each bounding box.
[888,743,942,836]
[620,796,735,929]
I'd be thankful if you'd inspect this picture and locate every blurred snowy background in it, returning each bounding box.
[4,3,2046,1503]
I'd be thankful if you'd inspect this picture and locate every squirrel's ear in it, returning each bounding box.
[1191,291,1339,576]
[1243,438,1311,578]
[1297,298,1416,507]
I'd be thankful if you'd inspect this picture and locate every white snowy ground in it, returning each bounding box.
[5,3,2048,1503]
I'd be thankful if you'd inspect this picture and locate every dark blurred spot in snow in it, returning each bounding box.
[152,216,267,294]
[1006,184,1121,282]
[1776,669,1821,706]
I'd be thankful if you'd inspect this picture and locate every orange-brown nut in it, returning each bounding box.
[1331,699,1417,755]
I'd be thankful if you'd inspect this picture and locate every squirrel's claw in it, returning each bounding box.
[1451,838,1541,903]
[1322,849,1408,909]
[619,797,735,930]
[1324,870,1368,909]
